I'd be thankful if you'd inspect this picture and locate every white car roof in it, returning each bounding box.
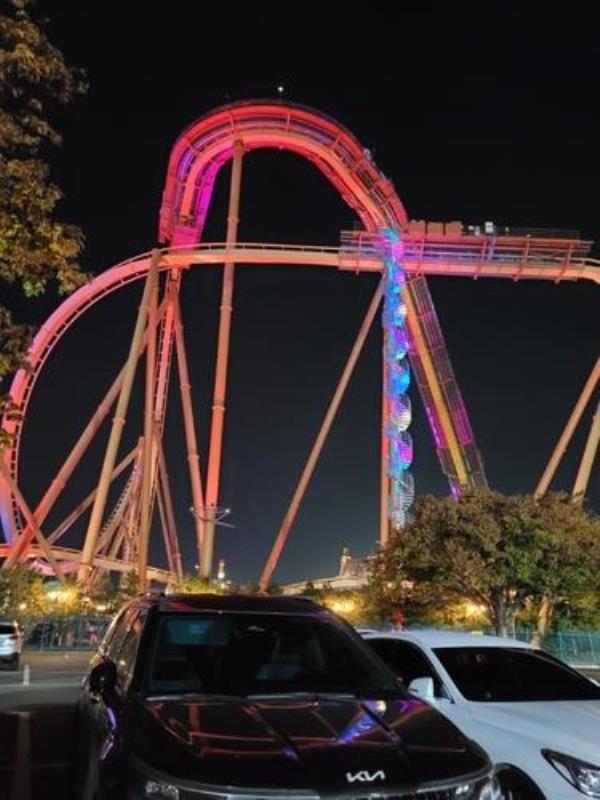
[364,628,533,650]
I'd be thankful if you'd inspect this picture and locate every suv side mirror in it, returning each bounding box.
[89,659,117,697]
[408,676,435,700]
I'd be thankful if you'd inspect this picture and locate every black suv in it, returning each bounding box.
[77,594,498,799]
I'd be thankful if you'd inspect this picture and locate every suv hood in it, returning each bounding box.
[132,694,489,792]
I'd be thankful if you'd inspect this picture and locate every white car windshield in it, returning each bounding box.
[0,623,16,635]
[434,646,600,702]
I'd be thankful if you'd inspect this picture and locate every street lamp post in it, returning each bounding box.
[189,506,235,582]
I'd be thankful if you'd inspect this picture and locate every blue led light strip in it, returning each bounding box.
[381,228,414,528]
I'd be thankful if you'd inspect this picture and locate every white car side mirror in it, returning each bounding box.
[408,676,435,700]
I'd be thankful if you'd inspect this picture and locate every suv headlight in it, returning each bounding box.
[544,750,600,796]
[478,776,503,799]
[145,779,179,799]
[452,775,502,799]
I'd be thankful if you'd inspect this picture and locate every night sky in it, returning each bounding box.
[9,5,599,584]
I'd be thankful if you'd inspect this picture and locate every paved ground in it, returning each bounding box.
[0,652,91,799]
[0,651,91,710]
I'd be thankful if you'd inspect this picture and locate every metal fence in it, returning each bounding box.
[17,614,600,668]
[23,615,112,651]
[514,629,600,668]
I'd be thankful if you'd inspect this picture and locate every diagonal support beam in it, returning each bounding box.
[78,250,161,583]
[157,434,183,579]
[259,279,383,591]
[536,358,600,497]
[156,486,172,575]
[0,459,66,583]
[173,293,205,572]
[138,262,160,589]
[572,401,600,503]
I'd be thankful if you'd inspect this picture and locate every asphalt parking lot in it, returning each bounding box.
[0,651,90,708]
[0,652,90,800]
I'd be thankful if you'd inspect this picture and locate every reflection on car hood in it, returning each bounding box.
[130,694,488,792]
[470,700,600,764]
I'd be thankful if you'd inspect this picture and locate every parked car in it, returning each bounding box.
[77,595,500,799]
[364,629,600,799]
[0,619,22,670]
[27,620,61,648]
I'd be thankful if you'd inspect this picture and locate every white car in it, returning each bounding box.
[364,629,600,799]
[0,619,22,670]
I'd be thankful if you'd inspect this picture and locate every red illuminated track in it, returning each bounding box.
[159,101,408,244]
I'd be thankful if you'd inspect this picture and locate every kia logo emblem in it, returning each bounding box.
[346,770,386,784]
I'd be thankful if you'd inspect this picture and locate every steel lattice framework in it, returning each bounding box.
[0,101,597,590]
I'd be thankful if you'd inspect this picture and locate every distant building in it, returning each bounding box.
[215,558,230,589]
[280,547,371,595]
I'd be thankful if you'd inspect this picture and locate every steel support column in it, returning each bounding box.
[173,294,205,572]
[138,263,160,589]
[203,140,244,579]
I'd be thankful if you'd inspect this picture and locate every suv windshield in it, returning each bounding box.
[435,646,600,702]
[147,612,400,697]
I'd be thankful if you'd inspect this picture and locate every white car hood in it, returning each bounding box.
[469,700,600,764]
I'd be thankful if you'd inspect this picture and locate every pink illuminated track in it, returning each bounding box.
[1,100,596,588]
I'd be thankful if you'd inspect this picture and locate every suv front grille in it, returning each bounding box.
[349,794,454,800]
[360,793,455,799]
[180,788,475,800]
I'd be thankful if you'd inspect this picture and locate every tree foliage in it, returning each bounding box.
[0,563,46,615]
[0,1,86,431]
[173,573,215,594]
[296,583,369,626]
[370,489,600,637]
